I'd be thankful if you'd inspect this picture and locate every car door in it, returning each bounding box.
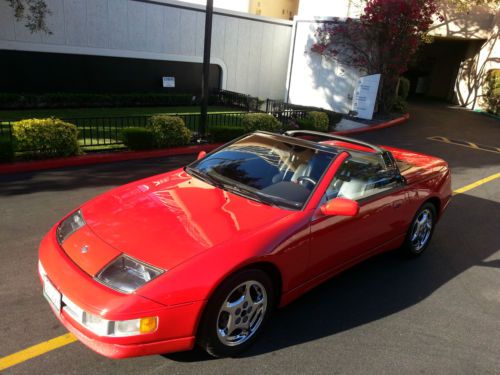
[307,151,408,278]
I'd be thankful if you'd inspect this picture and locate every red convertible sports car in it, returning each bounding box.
[38,130,451,358]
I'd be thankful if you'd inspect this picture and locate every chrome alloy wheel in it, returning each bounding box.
[216,280,268,347]
[410,208,433,252]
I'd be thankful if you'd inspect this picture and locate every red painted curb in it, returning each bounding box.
[333,113,409,136]
[0,114,409,175]
[0,143,223,175]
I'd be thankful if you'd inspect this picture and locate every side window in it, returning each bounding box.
[325,154,399,201]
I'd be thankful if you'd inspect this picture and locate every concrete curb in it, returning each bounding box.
[0,143,223,175]
[333,113,410,136]
[0,113,409,175]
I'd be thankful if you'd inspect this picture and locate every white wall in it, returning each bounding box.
[286,18,364,113]
[455,12,499,110]
[0,0,292,100]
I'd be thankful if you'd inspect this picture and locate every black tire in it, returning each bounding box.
[401,202,437,257]
[197,269,274,358]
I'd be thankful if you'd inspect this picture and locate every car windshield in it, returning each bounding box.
[186,133,337,210]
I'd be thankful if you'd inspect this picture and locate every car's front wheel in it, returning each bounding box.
[197,269,274,357]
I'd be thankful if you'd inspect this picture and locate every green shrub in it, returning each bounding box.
[392,96,408,113]
[241,113,281,133]
[298,111,329,131]
[326,111,343,127]
[13,118,80,158]
[398,77,410,100]
[121,127,155,150]
[209,126,246,142]
[0,136,15,162]
[148,115,191,148]
[483,70,500,115]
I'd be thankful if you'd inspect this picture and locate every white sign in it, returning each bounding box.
[351,74,381,120]
[162,76,175,88]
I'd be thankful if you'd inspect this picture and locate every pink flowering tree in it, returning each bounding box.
[311,0,440,113]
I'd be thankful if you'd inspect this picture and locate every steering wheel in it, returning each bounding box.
[297,176,317,187]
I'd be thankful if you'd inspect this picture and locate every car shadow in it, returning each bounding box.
[164,192,499,361]
[0,154,195,196]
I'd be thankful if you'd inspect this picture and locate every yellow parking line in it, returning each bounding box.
[428,136,500,154]
[0,333,77,371]
[453,172,500,196]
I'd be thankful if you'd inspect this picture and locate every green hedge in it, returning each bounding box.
[392,76,411,113]
[209,126,246,142]
[298,111,329,131]
[241,113,281,133]
[0,93,196,109]
[0,136,15,162]
[398,77,410,100]
[148,115,191,148]
[121,127,155,150]
[13,118,80,158]
[392,96,408,113]
[326,111,343,127]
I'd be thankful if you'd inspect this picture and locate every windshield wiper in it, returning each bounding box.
[185,166,224,188]
[205,170,300,210]
[253,190,302,210]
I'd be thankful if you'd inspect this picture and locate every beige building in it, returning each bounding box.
[249,0,299,20]
[177,0,300,20]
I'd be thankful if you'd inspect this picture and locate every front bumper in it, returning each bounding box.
[38,225,205,358]
[55,305,196,358]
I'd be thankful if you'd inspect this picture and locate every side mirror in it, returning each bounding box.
[197,151,207,160]
[320,198,359,217]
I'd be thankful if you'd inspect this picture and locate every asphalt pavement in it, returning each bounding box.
[0,101,499,374]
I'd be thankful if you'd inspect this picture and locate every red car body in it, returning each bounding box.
[38,132,452,358]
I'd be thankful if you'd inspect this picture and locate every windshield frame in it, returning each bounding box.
[184,131,341,211]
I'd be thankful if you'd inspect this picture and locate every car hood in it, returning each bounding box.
[67,168,294,275]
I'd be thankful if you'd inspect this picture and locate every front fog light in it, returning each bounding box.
[114,317,158,336]
[79,312,158,336]
[83,311,109,336]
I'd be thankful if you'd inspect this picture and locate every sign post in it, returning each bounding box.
[351,74,381,120]
[200,0,214,140]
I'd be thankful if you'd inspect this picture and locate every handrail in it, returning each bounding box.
[283,130,384,154]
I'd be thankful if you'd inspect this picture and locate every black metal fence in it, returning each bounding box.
[0,111,248,151]
[1,109,325,151]
[216,90,262,112]
[265,98,343,127]
[1,91,343,153]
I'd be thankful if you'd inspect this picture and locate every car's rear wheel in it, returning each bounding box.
[197,269,274,357]
[401,202,437,257]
